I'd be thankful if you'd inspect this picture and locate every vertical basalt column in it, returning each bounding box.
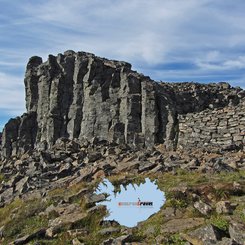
[36,55,60,146]
[154,85,178,149]
[124,74,142,145]
[55,52,75,140]
[67,53,89,139]
[79,56,98,141]
[17,112,38,155]
[1,117,21,158]
[141,81,158,147]
[24,56,43,112]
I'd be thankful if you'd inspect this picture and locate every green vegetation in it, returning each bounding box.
[164,191,189,210]
[0,169,244,244]
[165,234,187,245]
[0,198,23,227]
[210,215,229,231]
[1,198,48,244]
[132,208,164,243]
[0,173,6,182]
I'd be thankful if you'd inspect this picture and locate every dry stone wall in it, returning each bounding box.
[178,100,245,150]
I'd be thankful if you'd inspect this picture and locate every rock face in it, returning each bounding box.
[178,101,245,150]
[1,50,244,159]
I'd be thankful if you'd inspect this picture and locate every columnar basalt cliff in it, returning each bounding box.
[1,51,245,245]
[1,50,244,159]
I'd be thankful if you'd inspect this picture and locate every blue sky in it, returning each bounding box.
[95,178,165,227]
[1,0,245,130]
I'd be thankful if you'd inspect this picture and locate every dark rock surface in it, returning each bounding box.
[1,51,244,159]
[0,137,244,244]
[0,50,245,244]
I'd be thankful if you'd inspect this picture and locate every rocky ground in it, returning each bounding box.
[0,138,245,244]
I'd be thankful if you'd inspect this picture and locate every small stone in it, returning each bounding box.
[13,229,46,244]
[161,218,205,233]
[216,201,237,215]
[84,193,106,206]
[98,227,120,236]
[229,221,245,245]
[65,188,89,203]
[87,205,106,215]
[85,152,102,163]
[15,176,29,194]
[72,238,84,245]
[138,161,157,173]
[102,234,131,245]
[0,226,4,238]
[188,224,223,244]
[216,237,240,245]
[48,212,87,234]
[57,163,72,178]
[194,200,212,215]
[45,227,58,238]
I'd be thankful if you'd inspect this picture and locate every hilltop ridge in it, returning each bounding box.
[1,50,244,159]
[0,51,245,244]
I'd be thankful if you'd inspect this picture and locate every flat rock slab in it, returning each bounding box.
[102,234,132,245]
[161,218,205,233]
[188,224,224,245]
[98,227,120,236]
[84,193,106,205]
[65,188,89,203]
[48,203,81,216]
[48,212,87,230]
[116,161,139,172]
[229,221,245,245]
[11,229,46,245]
[138,161,158,173]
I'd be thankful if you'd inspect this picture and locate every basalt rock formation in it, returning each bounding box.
[1,50,245,159]
[1,51,245,245]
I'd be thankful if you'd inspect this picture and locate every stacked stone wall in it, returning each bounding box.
[178,101,245,149]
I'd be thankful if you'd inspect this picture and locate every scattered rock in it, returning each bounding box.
[188,224,225,245]
[102,234,131,245]
[98,227,120,236]
[72,238,84,245]
[0,50,245,245]
[85,152,102,163]
[100,220,120,227]
[216,201,237,215]
[161,207,184,219]
[0,226,4,239]
[67,228,88,237]
[217,237,240,245]
[115,160,139,173]
[48,212,87,235]
[57,163,72,178]
[161,218,205,233]
[229,221,245,245]
[138,161,157,173]
[87,205,106,215]
[15,176,29,194]
[194,200,213,215]
[12,229,46,245]
[84,193,106,206]
[65,188,89,203]
[1,187,14,203]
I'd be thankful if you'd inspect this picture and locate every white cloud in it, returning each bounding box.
[0,72,25,115]
[0,0,245,124]
[196,55,245,71]
[20,0,211,63]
